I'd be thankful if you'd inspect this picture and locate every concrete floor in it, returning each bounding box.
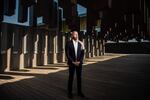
[0,53,150,100]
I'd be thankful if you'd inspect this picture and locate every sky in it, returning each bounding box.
[3,0,86,26]
[78,4,86,15]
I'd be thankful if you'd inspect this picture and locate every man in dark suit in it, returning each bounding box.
[65,31,85,98]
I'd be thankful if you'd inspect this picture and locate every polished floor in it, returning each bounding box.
[0,53,150,100]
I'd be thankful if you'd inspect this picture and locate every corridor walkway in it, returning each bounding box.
[0,54,150,100]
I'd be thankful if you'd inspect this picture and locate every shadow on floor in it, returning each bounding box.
[0,54,150,100]
[0,75,14,80]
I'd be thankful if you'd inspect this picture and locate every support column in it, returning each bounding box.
[86,36,92,58]
[48,32,51,64]
[0,23,1,72]
[94,37,97,57]
[27,29,38,68]
[60,0,79,31]
[32,32,39,67]
[94,35,97,57]
[47,0,59,64]
[102,39,105,55]
[99,39,103,56]
[49,31,58,64]
[37,31,44,66]
[4,0,16,16]
[95,39,100,56]
[11,26,25,70]
[57,32,66,63]
[43,32,48,65]
[86,8,99,58]
[37,31,48,66]
[91,38,95,57]
[79,31,86,60]
[149,18,150,38]
[1,23,12,72]
[0,0,4,22]
[0,1,3,71]
[21,32,28,68]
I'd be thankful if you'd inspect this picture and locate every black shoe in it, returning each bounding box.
[78,92,85,98]
[68,93,73,99]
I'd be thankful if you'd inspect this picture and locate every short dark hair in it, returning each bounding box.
[71,29,78,33]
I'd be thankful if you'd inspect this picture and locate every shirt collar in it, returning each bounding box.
[72,39,78,43]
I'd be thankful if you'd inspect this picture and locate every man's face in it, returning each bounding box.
[72,31,78,40]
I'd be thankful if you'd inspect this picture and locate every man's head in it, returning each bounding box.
[71,31,78,41]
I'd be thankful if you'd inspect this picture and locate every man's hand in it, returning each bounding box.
[72,61,80,66]
[75,61,80,66]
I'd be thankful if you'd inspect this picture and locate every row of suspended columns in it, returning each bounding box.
[1,0,149,73]
[0,23,105,72]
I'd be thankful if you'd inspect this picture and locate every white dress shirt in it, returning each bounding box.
[73,40,78,59]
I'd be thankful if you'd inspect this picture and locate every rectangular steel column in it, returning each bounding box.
[1,23,12,72]
[32,32,39,67]
[21,32,28,68]
[0,0,4,22]
[4,0,16,16]
[37,31,48,66]
[57,32,66,63]
[0,24,1,72]
[11,26,23,70]
[43,32,48,65]
[18,0,28,23]
[49,31,58,64]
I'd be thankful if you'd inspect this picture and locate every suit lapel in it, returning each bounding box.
[71,40,75,58]
[77,42,81,58]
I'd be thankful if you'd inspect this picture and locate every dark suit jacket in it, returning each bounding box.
[65,40,84,66]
